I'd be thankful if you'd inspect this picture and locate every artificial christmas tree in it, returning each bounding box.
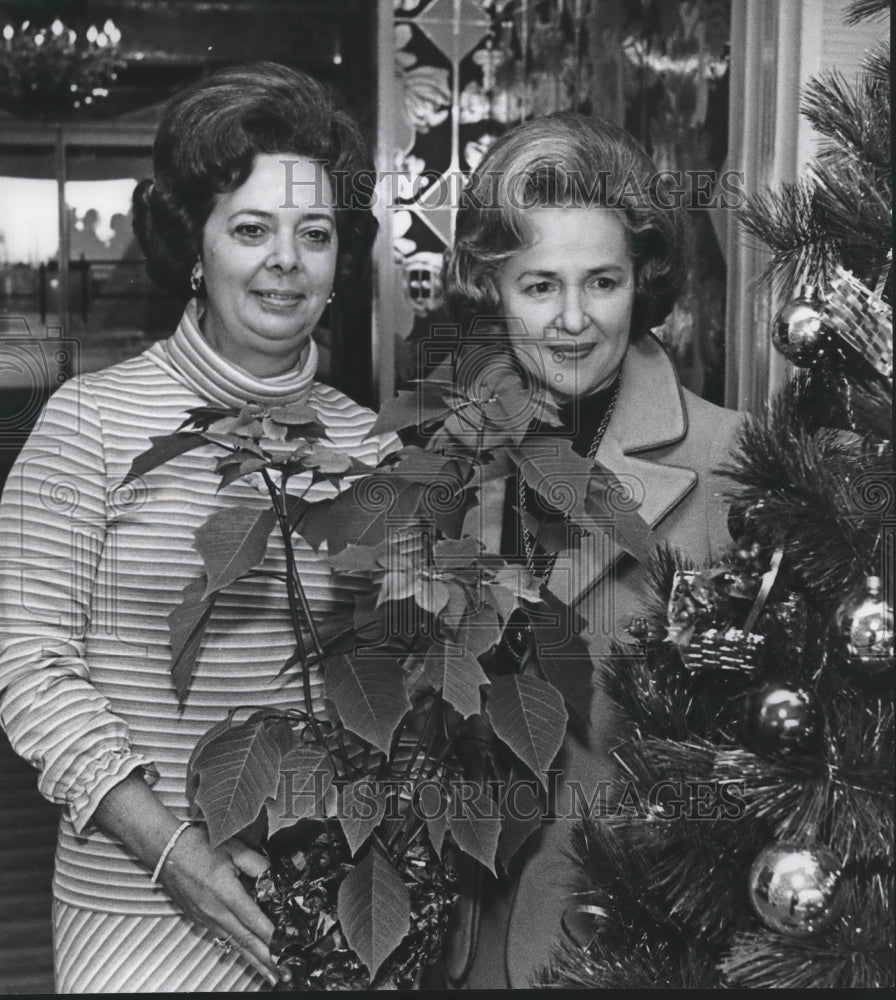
[541,0,893,988]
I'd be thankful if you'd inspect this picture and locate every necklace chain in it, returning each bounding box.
[518,377,621,583]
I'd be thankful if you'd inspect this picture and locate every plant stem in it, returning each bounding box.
[261,468,330,762]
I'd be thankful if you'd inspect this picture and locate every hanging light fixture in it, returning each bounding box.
[0,17,125,119]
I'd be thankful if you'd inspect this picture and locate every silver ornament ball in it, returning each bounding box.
[771,293,827,366]
[748,841,845,937]
[838,576,894,673]
[742,680,824,755]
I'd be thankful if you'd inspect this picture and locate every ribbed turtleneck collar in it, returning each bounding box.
[148,299,319,409]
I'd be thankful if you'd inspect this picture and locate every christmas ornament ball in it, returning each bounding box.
[743,680,824,755]
[771,293,827,365]
[748,841,845,937]
[838,576,894,674]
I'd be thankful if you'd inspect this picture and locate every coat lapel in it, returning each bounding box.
[547,334,697,610]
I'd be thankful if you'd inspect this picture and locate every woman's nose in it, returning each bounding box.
[559,288,588,335]
[266,234,299,272]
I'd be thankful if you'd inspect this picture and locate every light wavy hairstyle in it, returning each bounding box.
[443,111,689,340]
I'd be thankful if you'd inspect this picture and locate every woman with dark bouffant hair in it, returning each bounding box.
[437,112,743,989]
[0,62,396,992]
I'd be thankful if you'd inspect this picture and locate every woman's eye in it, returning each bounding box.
[525,280,555,297]
[234,223,266,239]
[303,228,333,244]
[591,276,618,291]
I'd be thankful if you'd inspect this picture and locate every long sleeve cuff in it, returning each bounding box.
[66,747,160,835]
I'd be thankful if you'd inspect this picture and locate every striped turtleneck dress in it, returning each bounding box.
[0,303,398,992]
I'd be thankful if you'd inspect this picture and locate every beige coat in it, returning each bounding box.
[445,333,744,988]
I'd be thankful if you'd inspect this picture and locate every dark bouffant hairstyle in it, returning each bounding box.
[133,61,376,297]
[444,111,689,340]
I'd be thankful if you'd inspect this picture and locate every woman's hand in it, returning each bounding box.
[158,826,279,985]
[93,772,281,985]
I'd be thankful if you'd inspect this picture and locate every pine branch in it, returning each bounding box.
[713,741,893,868]
[801,70,890,174]
[536,928,719,989]
[602,646,726,742]
[722,409,890,608]
[811,158,892,280]
[844,0,891,25]
[720,874,895,987]
[738,182,840,292]
[567,802,771,945]
[864,46,891,87]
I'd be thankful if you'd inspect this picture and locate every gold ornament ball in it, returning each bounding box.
[838,576,894,673]
[748,841,845,937]
[771,294,827,366]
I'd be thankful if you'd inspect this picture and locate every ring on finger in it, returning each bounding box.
[213,935,233,956]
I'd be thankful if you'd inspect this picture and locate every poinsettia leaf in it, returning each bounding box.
[328,543,384,574]
[287,496,334,552]
[470,449,516,486]
[385,446,456,478]
[414,782,449,856]
[122,431,208,485]
[496,770,545,871]
[423,643,490,718]
[194,505,278,599]
[216,455,271,492]
[512,439,594,524]
[456,604,502,659]
[325,477,425,555]
[193,716,292,845]
[483,583,518,624]
[446,785,502,875]
[298,446,353,475]
[366,384,452,438]
[486,675,567,789]
[415,578,451,616]
[266,746,335,835]
[266,401,328,436]
[377,571,416,607]
[167,575,218,704]
[186,710,238,815]
[493,565,543,605]
[324,654,410,754]
[276,645,305,680]
[519,509,571,555]
[432,493,472,540]
[179,404,241,431]
[584,469,658,564]
[214,452,245,470]
[432,536,482,569]
[209,433,267,458]
[338,846,410,978]
[337,777,390,856]
[440,580,472,633]
[527,591,594,727]
[532,388,564,428]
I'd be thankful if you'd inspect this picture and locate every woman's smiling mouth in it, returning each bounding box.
[252,290,305,308]
[550,341,598,361]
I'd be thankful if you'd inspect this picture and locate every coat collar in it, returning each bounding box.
[548,334,698,609]
[604,331,688,454]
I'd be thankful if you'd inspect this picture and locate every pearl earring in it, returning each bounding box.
[190,262,203,294]
[326,291,335,305]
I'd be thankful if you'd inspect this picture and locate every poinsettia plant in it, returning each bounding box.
[124,346,652,987]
